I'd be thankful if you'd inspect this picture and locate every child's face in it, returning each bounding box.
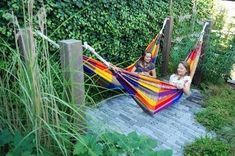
[144,53,152,63]
[177,63,187,76]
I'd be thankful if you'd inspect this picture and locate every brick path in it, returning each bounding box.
[86,89,214,156]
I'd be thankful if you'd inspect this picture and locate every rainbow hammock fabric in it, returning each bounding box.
[84,33,162,89]
[83,40,202,114]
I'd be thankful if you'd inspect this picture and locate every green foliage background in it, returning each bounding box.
[73,131,172,156]
[1,0,169,67]
[1,0,234,82]
[184,84,235,156]
[184,137,231,156]
[0,1,210,68]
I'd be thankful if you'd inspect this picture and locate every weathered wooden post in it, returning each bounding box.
[18,28,41,116]
[18,29,34,62]
[18,28,42,149]
[193,20,212,85]
[161,16,173,77]
[59,39,85,106]
[59,39,85,133]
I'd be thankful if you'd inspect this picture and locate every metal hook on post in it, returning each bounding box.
[159,17,170,34]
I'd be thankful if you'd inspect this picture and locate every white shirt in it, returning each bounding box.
[169,74,192,88]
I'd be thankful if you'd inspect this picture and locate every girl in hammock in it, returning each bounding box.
[169,61,191,95]
[131,51,156,78]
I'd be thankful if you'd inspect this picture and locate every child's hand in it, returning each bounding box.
[140,72,148,76]
[176,83,184,89]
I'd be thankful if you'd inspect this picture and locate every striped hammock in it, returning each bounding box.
[125,34,162,72]
[84,18,169,89]
[83,41,202,114]
[84,33,162,89]
[83,22,207,114]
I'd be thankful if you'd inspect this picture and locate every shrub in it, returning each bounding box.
[73,131,172,156]
[184,137,231,156]
[220,122,235,154]
[196,85,235,131]
[190,84,235,156]
[0,129,52,156]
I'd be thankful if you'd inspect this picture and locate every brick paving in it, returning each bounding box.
[86,89,215,156]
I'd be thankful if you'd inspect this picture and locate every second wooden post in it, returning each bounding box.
[161,16,173,77]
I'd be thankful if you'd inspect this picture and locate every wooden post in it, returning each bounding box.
[18,28,41,117]
[169,0,173,16]
[193,20,212,85]
[18,28,42,150]
[59,39,86,134]
[59,39,84,106]
[59,39,85,106]
[161,16,173,77]
[18,28,35,63]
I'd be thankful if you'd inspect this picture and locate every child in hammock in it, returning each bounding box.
[131,51,156,78]
[169,61,191,95]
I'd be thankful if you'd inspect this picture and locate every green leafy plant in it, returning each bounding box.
[184,137,231,156]
[0,129,52,156]
[189,84,235,156]
[73,131,172,156]
[219,122,235,154]
[221,124,235,143]
[196,85,235,131]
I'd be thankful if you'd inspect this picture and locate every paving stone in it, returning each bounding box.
[85,89,214,156]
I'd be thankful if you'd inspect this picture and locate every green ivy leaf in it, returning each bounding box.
[0,129,13,146]
[157,149,173,156]
[6,152,15,156]
[73,141,88,155]
[2,13,13,20]
[21,151,32,156]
